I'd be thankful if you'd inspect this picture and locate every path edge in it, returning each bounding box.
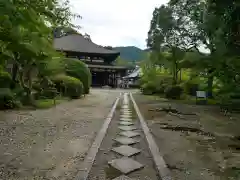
[75,96,120,180]
[130,93,172,180]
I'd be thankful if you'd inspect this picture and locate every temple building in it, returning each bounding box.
[54,34,129,88]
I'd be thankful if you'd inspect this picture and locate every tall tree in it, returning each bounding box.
[169,0,240,97]
[0,0,78,102]
[147,5,190,84]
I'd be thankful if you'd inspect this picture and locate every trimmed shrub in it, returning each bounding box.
[164,85,183,99]
[0,71,12,88]
[64,58,91,94]
[33,79,58,99]
[0,88,21,109]
[51,75,83,99]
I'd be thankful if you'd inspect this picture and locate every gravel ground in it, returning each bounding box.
[0,89,120,180]
[133,94,240,180]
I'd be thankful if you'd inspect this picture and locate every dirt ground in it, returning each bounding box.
[0,89,120,180]
[133,93,240,180]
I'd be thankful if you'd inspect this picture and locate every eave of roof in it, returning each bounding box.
[53,34,120,55]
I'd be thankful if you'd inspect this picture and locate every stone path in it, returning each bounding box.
[108,93,144,179]
[86,92,167,180]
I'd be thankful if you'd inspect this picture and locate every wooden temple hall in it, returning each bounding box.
[54,34,128,88]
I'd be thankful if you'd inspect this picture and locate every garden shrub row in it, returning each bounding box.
[0,58,92,110]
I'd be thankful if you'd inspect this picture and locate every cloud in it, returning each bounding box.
[69,0,168,49]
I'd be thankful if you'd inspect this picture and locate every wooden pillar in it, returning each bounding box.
[113,73,115,88]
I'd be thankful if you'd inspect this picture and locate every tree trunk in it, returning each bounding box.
[207,68,214,98]
[178,69,182,82]
[11,63,19,88]
[19,68,33,104]
[172,61,178,85]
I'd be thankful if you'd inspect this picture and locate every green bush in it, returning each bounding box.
[34,88,58,100]
[64,58,91,94]
[182,80,199,96]
[0,71,12,88]
[0,88,21,109]
[141,75,172,95]
[141,82,156,95]
[164,85,183,99]
[33,79,58,99]
[51,75,83,99]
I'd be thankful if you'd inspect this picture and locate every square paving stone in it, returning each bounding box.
[121,115,132,117]
[112,175,135,180]
[120,131,140,138]
[122,109,131,112]
[112,145,141,157]
[119,121,134,126]
[122,113,132,116]
[122,112,132,115]
[120,118,132,122]
[114,137,139,145]
[121,110,130,112]
[118,126,137,131]
[108,157,144,174]
[120,115,132,118]
[121,108,130,110]
[121,113,132,116]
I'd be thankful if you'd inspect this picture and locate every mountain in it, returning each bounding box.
[113,46,147,62]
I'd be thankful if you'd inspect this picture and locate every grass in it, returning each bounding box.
[34,97,68,109]
[142,93,220,106]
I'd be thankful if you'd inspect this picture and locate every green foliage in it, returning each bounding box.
[182,79,199,96]
[164,85,183,99]
[51,75,83,99]
[144,0,239,107]
[0,71,12,88]
[64,58,91,94]
[35,88,58,100]
[0,0,80,109]
[140,62,172,95]
[0,88,21,109]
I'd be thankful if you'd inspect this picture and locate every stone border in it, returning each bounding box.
[130,93,172,180]
[75,97,120,180]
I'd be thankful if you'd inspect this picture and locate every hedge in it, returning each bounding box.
[64,58,91,94]
[0,71,12,88]
[0,88,21,109]
[165,85,183,99]
[51,75,84,99]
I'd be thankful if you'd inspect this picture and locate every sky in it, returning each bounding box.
[69,0,169,49]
